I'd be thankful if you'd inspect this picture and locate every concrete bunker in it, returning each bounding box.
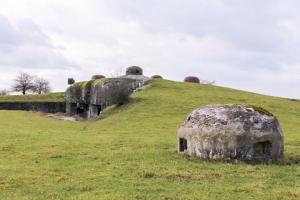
[66,66,149,119]
[184,76,200,83]
[178,104,284,163]
[151,75,163,79]
[91,75,106,80]
[126,66,143,75]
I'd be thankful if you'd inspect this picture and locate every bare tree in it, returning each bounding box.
[12,72,35,95]
[33,78,51,94]
[0,89,9,96]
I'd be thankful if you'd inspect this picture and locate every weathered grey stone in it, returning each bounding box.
[151,75,163,79]
[178,104,284,163]
[65,78,142,119]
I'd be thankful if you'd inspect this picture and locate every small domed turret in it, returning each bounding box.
[91,75,106,80]
[68,78,75,85]
[184,76,200,83]
[151,75,163,79]
[126,66,143,75]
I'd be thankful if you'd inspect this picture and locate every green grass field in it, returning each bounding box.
[0,92,65,102]
[0,79,299,199]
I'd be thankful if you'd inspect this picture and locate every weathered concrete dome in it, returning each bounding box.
[126,66,143,75]
[178,104,284,163]
[184,76,200,83]
[91,75,106,80]
[151,75,163,79]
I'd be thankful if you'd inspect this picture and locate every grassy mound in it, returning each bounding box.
[0,79,299,199]
[0,92,65,102]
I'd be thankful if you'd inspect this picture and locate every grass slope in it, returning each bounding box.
[0,80,299,200]
[0,92,65,102]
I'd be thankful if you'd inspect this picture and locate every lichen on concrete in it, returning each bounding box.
[178,104,284,163]
[65,78,142,119]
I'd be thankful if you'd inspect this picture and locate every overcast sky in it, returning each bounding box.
[0,0,299,98]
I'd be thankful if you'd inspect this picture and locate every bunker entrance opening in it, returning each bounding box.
[97,107,101,116]
[179,138,188,152]
[253,141,272,157]
[76,104,88,115]
[76,107,85,114]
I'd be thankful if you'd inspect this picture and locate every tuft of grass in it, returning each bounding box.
[0,79,299,199]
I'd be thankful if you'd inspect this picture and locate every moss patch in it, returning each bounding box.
[70,79,107,102]
[246,104,274,116]
[72,78,107,91]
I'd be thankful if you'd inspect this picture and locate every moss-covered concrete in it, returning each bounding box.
[65,78,141,118]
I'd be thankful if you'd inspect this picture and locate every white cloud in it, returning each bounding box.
[0,0,299,98]
[0,15,76,69]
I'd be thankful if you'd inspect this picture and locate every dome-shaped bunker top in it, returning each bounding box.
[126,66,143,75]
[151,75,163,79]
[184,76,200,83]
[178,104,284,163]
[91,75,106,80]
[183,104,275,130]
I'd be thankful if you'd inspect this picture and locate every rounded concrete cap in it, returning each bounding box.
[151,75,163,79]
[178,104,284,163]
[184,76,200,83]
[126,66,143,75]
[91,75,106,80]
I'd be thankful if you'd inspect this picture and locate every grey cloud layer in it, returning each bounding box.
[0,0,299,98]
[106,0,300,70]
[0,15,76,69]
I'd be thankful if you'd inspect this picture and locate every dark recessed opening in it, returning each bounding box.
[76,104,88,115]
[97,107,101,116]
[179,138,188,152]
[253,141,272,157]
[76,107,85,114]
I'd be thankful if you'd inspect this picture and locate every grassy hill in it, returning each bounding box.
[0,79,299,200]
[0,92,65,102]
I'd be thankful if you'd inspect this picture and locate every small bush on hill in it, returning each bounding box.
[107,79,132,105]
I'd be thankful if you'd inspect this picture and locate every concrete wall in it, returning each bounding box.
[0,102,66,113]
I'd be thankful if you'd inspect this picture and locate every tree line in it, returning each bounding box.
[0,72,51,96]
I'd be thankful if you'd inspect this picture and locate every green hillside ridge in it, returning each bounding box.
[0,92,65,102]
[0,79,299,199]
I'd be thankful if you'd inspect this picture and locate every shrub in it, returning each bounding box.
[105,79,133,105]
